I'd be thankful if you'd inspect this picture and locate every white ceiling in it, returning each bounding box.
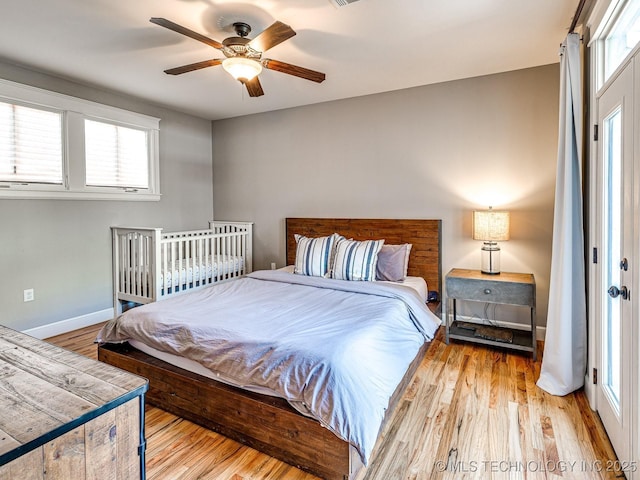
[0,0,578,121]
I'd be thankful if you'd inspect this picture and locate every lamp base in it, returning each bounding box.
[480,242,501,274]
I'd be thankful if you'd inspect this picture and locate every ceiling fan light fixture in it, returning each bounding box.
[151,17,325,97]
[222,57,262,81]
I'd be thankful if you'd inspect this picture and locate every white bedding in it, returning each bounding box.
[131,266,430,387]
[278,264,428,302]
[97,270,441,464]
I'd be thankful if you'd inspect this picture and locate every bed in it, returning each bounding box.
[98,218,442,480]
[111,221,253,314]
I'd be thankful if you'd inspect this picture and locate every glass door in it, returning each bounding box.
[596,60,633,465]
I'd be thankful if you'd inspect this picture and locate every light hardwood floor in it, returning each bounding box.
[46,324,621,480]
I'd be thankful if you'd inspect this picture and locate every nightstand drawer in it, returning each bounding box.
[446,277,534,306]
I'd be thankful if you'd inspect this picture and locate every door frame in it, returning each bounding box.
[594,58,634,464]
[586,0,640,474]
[635,51,640,480]
[586,0,640,405]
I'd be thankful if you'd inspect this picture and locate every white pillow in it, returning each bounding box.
[376,244,412,281]
[294,233,339,277]
[331,238,385,281]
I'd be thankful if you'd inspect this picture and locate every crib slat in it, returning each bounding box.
[119,235,125,297]
[222,234,228,281]
[232,228,238,278]
[129,234,134,296]
[132,234,138,297]
[195,236,199,286]
[140,234,145,298]
[170,241,176,294]
[128,233,133,296]
[126,234,133,297]
[134,234,139,297]
[133,235,142,295]
[197,237,203,286]
[232,230,237,276]
[138,234,143,297]
[142,235,147,299]
[190,237,196,288]
[205,236,210,286]
[227,228,232,279]
[241,232,246,275]
[162,242,168,297]
[215,234,221,282]
[178,239,184,292]
[121,234,127,297]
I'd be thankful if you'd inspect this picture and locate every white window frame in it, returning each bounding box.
[589,0,640,92]
[0,79,160,201]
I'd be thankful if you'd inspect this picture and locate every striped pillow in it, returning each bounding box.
[331,238,385,281]
[294,233,338,277]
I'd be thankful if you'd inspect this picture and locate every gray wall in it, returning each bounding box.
[0,61,559,333]
[212,64,559,328]
[0,61,214,331]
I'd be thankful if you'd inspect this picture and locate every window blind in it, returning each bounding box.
[0,101,63,184]
[85,119,149,189]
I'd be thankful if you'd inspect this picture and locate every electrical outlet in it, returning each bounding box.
[270,262,277,270]
[23,288,34,302]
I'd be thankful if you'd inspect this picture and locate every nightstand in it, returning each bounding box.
[444,268,537,360]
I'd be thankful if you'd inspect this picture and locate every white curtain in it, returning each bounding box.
[537,33,586,396]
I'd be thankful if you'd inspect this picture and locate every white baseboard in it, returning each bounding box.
[22,308,114,339]
[451,314,547,341]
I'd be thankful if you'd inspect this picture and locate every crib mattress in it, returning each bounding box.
[160,255,244,289]
[123,255,244,290]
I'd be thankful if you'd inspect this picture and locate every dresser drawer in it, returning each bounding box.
[446,276,534,306]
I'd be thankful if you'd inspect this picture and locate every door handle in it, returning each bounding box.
[608,285,629,300]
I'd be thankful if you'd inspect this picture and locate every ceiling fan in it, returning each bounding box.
[150,17,326,97]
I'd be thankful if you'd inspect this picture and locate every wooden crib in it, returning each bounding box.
[112,221,253,315]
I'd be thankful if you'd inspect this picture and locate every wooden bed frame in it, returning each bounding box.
[98,218,442,480]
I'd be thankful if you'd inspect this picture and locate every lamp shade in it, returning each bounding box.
[222,57,262,81]
[473,209,510,242]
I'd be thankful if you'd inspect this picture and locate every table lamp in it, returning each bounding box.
[473,207,510,274]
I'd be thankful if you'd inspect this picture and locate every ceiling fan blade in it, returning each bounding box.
[242,77,264,97]
[248,21,296,53]
[263,59,326,83]
[164,59,223,75]
[150,17,225,51]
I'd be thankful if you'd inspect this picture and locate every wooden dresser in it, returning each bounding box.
[0,325,148,479]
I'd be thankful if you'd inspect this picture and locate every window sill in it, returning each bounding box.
[0,188,161,201]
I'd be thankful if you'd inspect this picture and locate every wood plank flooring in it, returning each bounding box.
[45,324,621,480]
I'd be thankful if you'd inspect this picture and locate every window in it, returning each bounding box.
[0,101,63,184]
[603,0,640,83]
[85,120,149,189]
[0,79,160,200]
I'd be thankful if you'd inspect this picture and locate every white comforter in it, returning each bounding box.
[96,269,441,464]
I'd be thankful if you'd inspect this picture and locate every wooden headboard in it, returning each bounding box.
[286,218,442,295]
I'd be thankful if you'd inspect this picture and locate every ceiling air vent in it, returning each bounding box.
[328,0,360,7]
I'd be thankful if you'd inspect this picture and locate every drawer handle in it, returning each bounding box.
[484,289,492,294]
